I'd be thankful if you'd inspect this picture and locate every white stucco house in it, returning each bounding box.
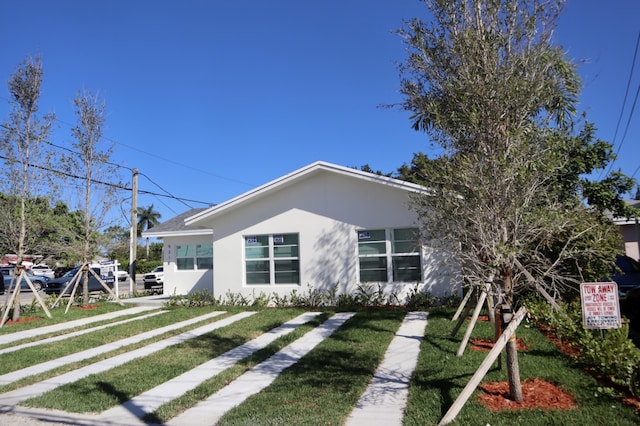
[614,199,640,260]
[142,161,460,303]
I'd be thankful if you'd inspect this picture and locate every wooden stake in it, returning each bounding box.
[456,282,490,357]
[452,286,474,321]
[438,306,528,426]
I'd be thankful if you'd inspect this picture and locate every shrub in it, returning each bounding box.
[525,295,640,398]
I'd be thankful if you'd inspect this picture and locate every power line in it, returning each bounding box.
[0,95,256,187]
[0,155,214,205]
[611,32,640,148]
[139,171,194,209]
[602,31,640,179]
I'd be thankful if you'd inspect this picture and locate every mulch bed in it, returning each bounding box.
[472,321,640,412]
[2,317,41,325]
[478,378,578,411]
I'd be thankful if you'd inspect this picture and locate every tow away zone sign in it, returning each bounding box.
[580,282,621,329]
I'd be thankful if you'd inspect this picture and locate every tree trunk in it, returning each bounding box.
[506,336,523,401]
[501,301,523,402]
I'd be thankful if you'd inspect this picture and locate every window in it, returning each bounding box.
[176,244,213,270]
[357,228,421,282]
[245,234,299,285]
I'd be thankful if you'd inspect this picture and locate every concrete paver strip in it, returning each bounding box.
[99,311,322,425]
[0,306,160,345]
[167,312,356,426]
[346,311,428,426]
[0,310,167,355]
[0,311,257,406]
[0,311,228,385]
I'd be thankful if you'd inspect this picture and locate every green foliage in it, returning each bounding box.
[525,296,640,398]
[395,0,633,301]
[134,260,162,275]
[405,283,439,308]
[137,205,161,236]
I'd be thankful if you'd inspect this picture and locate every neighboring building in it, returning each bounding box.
[614,199,640,260]
[143,161,460,302]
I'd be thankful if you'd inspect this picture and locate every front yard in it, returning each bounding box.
[0,302,637,425]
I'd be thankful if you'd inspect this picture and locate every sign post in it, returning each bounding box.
[579,282,621,329]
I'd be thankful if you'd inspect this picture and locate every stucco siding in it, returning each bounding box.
[204,170,457,300]
[162,234,214,295]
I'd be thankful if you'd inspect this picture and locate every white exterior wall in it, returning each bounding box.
[161,234,214,296]
[190,170,459,301]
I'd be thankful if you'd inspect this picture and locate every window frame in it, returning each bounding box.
[244,233,300,286]
[357,228,422,283]
[176,243,213,271]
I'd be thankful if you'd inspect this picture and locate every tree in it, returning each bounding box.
[65,89,121,305]
[0,194,84,265]
[0,56,55,321]
[100,225,130,261]
[395,0,634,401]
[137,204,161,259]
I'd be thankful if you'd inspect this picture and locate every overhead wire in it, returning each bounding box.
[0,154,214,205]
[0,122,213,206]
[0,95,256,187]
[601,31,640,179]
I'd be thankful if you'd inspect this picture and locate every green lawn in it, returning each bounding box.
[0,304,637,425]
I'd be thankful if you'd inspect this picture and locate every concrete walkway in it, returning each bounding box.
[99,312,322,425]
[0,312,255,405]
[0,305,161,345]
[346,311,428,426]
[167,312,356,426]
[0,310,429,425]
[0,310,166,355]
[0,311,230,386]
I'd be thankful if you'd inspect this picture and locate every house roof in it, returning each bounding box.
[612,199,640,225]
[142,207,213,238]
[184,161,426,226]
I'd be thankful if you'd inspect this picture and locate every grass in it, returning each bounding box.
[1,304,638,425]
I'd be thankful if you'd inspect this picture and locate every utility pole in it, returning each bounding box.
[129,168,138,293]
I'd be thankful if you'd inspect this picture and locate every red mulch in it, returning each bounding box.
[74,305,98,310]
[478,378,578,411]
[470,337,530,352]
[3,317,41,325]
[473,322,640,412]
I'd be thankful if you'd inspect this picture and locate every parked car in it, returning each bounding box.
[0,266,49,292]
[611,255,640,297]
[116,270,129,282]
[30,264,55,279]
[45,267,115,295]
[143,266,164,293]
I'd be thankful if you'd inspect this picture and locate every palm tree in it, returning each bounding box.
[137,204,161,258]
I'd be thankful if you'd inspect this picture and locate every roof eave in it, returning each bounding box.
[185,161,426,226]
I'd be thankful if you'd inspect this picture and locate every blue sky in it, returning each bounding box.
[1,0,639,227]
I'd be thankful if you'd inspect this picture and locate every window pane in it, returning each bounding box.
[246,260,270,284]
[359,257,387,282]
[274,234,298,245]
[196,244,213,257]
[176,245,194,257]
[392,241,418,254]
[358,229,385,241]
[392,228,419,254]
[177,258,194,270]
[196,257,213,269]
[274,245,299,257]
[393,228,418,241]
[274,260,299,284]
[392,256,421,281]
[359,242,386,255]
[246,235,269,246]
[245,246,269,259]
